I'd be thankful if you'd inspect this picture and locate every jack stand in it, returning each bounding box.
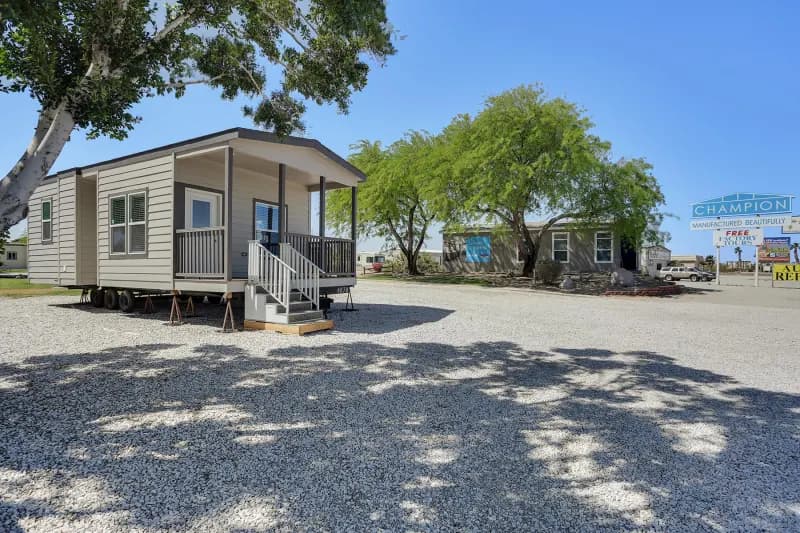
[169,291,183,325]
[79,289,90,304]
[344,288,357,312]
[143,295,155,314]
[221,292,236,332]
[184,296,195,317]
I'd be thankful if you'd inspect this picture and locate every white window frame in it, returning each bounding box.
[109,194,127,256]
[41,197,53,244]
[127,191,148,255]
[7,251,17,261]
[552,232,570,263]
[186,188,222,229]
[594,231,614,264]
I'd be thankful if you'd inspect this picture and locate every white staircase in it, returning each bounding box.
[245,241,330,330]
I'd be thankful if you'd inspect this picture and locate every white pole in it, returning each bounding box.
[716,246,721,285]
[754,245,759,287]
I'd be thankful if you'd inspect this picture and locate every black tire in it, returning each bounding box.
[118,289,136,313]
[664,274,673,281]
[690,274,698,282]
[104,289,119,310]
[90,289,105,308]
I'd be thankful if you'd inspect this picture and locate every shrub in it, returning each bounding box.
[535,259,563,284]
[386,253,440,274]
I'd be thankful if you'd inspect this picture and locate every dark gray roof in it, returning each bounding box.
[48,127,366,181]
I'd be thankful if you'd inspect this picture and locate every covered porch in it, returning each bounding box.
[171,133,360,291]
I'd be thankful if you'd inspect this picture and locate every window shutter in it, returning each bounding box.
[110,197,126,225]
[129,194,146,223]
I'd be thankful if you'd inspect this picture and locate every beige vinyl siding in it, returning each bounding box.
[75,176,97,285]
[27,173,77,285]
[175,157,310,277]
[97,155,174,291]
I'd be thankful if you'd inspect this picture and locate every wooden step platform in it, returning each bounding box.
[243,319,334,335]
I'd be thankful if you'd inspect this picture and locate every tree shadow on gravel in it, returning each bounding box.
[0,341,798,531]
[48,300,453,334]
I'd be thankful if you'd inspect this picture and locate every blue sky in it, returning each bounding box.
[3,0,798,260]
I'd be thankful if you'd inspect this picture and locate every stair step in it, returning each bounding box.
[286,310,324,323]
[244,318,334,335]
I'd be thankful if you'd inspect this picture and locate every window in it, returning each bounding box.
[7,251,17,261]
[109,191,147,256]
[128,192,147,254]
[595,231,613,263]
[110,195,127,254]
[186,189,222,229]
[254,201,282,245]
[366,256,374,263]
[552,232,569,263]
[41,198,53,243]
[374,255,386,263]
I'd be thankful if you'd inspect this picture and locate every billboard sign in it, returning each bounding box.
[713,228,764,247]
[758,237,791,263]
[465,236,491,263]
[691,193,793,219]
[690,214,791,231]
[773,264,800,281]
[782,216,800,234]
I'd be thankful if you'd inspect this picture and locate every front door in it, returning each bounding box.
[185,189,222,229]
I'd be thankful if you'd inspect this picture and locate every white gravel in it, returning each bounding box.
[1,280,799,531]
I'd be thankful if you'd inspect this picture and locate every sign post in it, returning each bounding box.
[715,246,720,286]
[754,248,759,287]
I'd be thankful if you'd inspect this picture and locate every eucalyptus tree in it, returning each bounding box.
[0,0,395,231]
[434,85,665,277]
[327,132,439,275]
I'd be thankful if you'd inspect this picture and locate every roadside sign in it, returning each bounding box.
[782,216,800,234]
[691,193,793,219]
[690,214,791,231]
[758,237,791,263]
[773,264,800,281]
[713,228,764,247]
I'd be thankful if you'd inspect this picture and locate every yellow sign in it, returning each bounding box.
[773,264,800,281]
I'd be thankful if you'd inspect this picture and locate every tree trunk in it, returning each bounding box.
[405,249,420,275]
[0,104,75,232]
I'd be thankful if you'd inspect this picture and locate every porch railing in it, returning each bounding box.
[176,227,225,278]
[248,240,294,314]
[280,243,320,310]
[284,232,355,275]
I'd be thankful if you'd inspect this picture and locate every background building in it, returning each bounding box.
[1,242,27,271]
[443,222,637,274]
[639,245,672,277]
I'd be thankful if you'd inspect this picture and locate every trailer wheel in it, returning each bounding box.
[118,290,136,313]
[90,289,105,308]
[104,289,119,310]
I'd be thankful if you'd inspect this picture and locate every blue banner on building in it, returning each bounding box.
[465,236,491,263]
[691,193,793,219]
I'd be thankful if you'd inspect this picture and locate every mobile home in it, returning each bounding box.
[27,128,362,330]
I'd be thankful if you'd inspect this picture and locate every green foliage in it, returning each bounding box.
[0,0,396,138]
[431,85,666,276]
[385,252,440,274]
[535,258,562,284]
[327,132,440,275]
[0,226,7,267]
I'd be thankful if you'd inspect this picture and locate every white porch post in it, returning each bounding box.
[224,147,233,281]
[351,186,357,275]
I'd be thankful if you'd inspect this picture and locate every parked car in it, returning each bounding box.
[658,266,714,282]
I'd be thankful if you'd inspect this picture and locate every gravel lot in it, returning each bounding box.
[1,280,799,531]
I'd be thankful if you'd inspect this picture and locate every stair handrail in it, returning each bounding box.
[248,240,296,314]
[279,242,321,311]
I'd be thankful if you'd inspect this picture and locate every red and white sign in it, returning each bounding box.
[713,228,764,247]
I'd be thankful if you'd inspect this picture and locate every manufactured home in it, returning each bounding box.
[443,222,638,274]
[27,128,362,331]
